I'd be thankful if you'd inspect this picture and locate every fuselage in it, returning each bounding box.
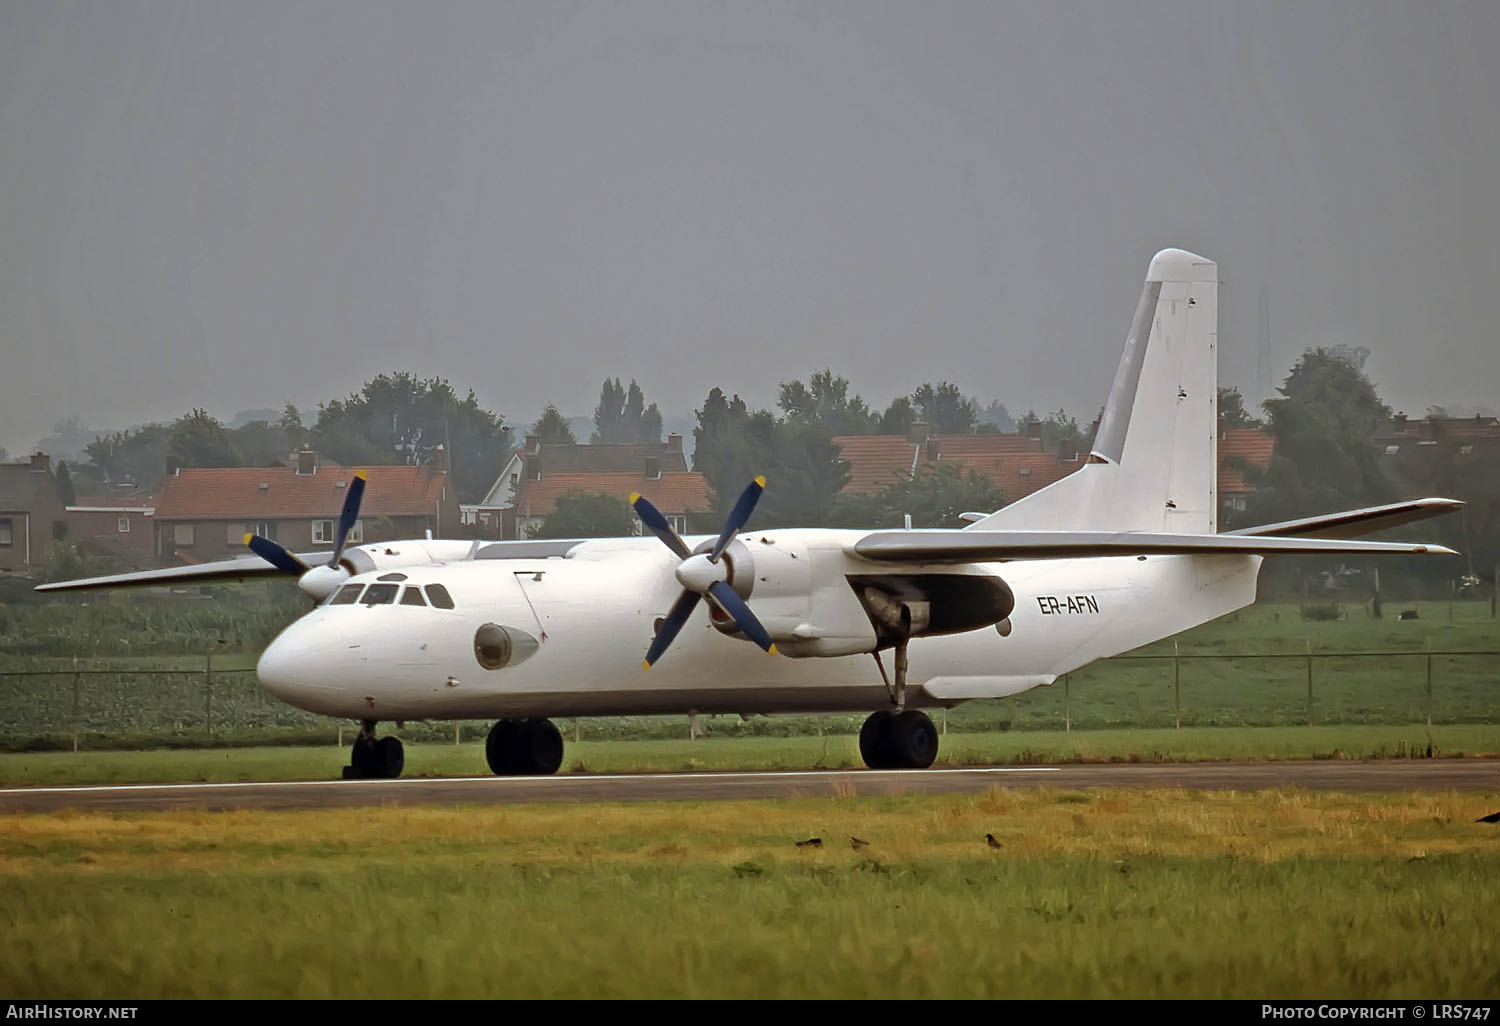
[255,529,1261,721]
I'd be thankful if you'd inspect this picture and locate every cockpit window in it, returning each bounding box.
[361,583,400,606]
[329,584,364,605]
[425,584,455,609]
[399,587,427,606]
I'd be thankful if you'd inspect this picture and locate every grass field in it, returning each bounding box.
[3,788,1497,998]
[3,724,1498,786]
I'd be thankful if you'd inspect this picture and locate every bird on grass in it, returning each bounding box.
[850,836,869,850]
[986,833,1002,850]
[1477,811,1500,824]
[795,837,822,848]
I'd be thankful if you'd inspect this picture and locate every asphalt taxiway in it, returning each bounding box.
[0,760,1495,813]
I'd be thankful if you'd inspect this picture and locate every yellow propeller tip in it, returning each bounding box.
[767,643,778,656]
[629,492,641,505]
[354,469,367,481]
[754,475,766,487]
[642,659,652,671]
[242,533,254,546]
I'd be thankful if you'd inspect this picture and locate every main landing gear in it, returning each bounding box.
[485,718,564,776]
[344,719,405,779]
[858,607,939,770]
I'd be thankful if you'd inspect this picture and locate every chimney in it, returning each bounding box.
[925,438,940,462]
[906,421,930,445]
[296,450,316,476]
[434,443,449,475]
[643,456,661,480]
[1394,412,1408,434]
[1059,438,1079,462]
[1025,419,1042,439]
[667,433,683,452]
[524,433,540,454]
[29,452,50,472]
[527,454,543,481]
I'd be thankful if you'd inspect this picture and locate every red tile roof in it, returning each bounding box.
[513,472,712,518]
[1218,429,1275,495]
[155,466,447,519]
[832,433,1052,496]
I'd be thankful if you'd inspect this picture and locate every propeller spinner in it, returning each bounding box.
[632,476,776,669]
[244,470,367,600]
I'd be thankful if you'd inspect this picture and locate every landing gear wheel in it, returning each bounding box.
[859,710,897,770]
[375,736,405,778]
[889,710,938,769]
[486,718,564,776]
[345,727,405,779]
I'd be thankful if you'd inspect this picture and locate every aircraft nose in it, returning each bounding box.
[256,628,315,704]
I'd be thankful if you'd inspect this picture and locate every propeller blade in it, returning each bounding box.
[630,492,690,559]
[710,476,765,563]
[329,471,367,566]
[707,580,776,655]
[643,589,702,669]
[245,534,311,576]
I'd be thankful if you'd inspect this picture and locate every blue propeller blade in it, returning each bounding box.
[630,492,690,559]
[643,588,702,669]
[245,534,310,576]
[329,471,367,566]
[710,476,765,563]
[708,581,776,655]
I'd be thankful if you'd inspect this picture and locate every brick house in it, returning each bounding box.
[0,453,70,578]
[832,423,1084,503]
[152,451,460,564]
[67,490,157,567]
[1217,427,1276,527]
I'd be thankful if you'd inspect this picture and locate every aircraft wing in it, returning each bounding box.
[1222,497,1463,539]
[849,529,1458,565]
[32,554,329,592]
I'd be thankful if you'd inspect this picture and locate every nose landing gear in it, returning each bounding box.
[343,720,405,779]
[485,718,564,776]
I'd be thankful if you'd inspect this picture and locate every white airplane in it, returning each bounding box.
[40,248,1461,779]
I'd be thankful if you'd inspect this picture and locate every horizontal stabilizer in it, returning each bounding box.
[1225,498,1463,539]
[851,529,1458,565]
[33,555,327,592]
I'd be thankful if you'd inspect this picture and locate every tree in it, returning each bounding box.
[832,463,1006,529]
[1018,409,1083,451]
[878,396,917,435]
[85,424,171,490]
[1249,347,1392,525]
[976,400,1016,434]
[530,491,636,538]
[776,369,880,436]
[168,409,240,471]
[533,403,578,446]
[912,382,978,435]
[692,388,778,519]
[591,378,662,444]
[54,461,77,506]
[1218,387,1265,430]
[312,373,509,503]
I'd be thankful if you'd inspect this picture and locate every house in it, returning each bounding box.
[832,423,1083,503]
[0,453,70,578]
[471,434,707,539]
[151,450,460,564]
[67,490,157,567]
[1377,412,1500,500]
[1218,427,1276,526]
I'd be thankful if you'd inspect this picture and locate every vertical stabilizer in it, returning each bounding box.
[970,248,1218,533]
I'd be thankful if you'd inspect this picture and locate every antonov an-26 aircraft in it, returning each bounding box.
[40,249,1461,779]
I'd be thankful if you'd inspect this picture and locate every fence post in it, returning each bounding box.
[1173,641,1181,730]
[204,652,212,739]
[939,709,945,736]
[1305,640,1314,727]
[1425,636,1433,728]
[575,719,582,743]
[71,657,80,753]
[454,722,461,746]
[1063,673,1071,734]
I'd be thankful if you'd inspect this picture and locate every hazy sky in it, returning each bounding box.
[1,1,1496,457]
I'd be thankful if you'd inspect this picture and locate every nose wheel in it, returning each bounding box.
[485,718,564,776]
[343,720,405,779]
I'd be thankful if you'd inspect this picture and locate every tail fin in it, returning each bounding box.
[970,248,1218,533]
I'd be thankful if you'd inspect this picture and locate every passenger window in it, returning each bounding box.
[425,584,455,609]
[361,583,399,606]
[399,587,427,606]
[329,584,364,605]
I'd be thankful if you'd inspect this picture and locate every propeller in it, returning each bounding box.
[632,476,776,669]
[243,470,367,600]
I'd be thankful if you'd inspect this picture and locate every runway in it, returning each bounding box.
[0,759,1496,813]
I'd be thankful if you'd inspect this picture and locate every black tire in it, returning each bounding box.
[859,710,896,770]
[375,735,405,779]
[485,720,523,775]
[889,710,938,769]
[349,737,380,779]
[519,718,564,776]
